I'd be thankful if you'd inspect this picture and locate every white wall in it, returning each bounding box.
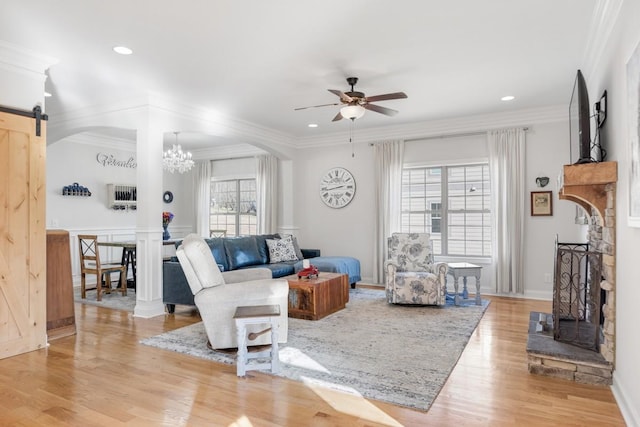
[211,157,256,178]
[47,136,137,230]
[523,122,586,299]
[291,141,376,281]
[586,0,640,423]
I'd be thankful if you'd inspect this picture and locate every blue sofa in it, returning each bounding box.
[162,234,361,313]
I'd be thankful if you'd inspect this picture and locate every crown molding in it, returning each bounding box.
[61,132,136,151]
[47,93,296,151]
[582,0,624,74]
[58,129,265,160]
[295,105,569,148]
[0,40,58,77]
[55,104,569,155]
[192,143,267,160]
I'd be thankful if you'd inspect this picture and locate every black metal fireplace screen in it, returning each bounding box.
[553,240,602,352]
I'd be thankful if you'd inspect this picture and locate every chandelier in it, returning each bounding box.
[163,132,194,173]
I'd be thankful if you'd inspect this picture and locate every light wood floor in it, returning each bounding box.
[0,292,626,426]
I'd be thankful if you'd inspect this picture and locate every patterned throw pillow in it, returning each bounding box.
[266,235,299,263]
[283,234,304,260]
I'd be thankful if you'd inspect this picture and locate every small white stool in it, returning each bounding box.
[233,304,280,377]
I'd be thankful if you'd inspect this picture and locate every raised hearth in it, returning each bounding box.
[527,312,612,385]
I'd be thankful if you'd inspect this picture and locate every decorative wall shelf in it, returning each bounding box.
[107,184,137,211]
[62,182,91,196]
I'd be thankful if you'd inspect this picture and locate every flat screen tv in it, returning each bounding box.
[569,69,593,164]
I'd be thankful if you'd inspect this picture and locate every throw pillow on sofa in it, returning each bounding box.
[254,233,281,264]
[224,236,263,270]
[266,235,299,263]
[284,234,304,260]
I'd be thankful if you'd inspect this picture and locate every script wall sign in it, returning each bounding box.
[96,153,137,169]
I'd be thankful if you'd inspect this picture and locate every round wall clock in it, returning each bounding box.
[163,191,174,203]
[319,167,356,208]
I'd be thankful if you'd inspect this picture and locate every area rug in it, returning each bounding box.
[140,288,490,411]
[74,287,136,312]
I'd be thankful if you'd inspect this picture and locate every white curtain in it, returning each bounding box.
[256,154,278,234]
[373,140,405,284]
[488,128,526,294]
[194,160,212,237]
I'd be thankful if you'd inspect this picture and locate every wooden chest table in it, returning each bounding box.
[285,272,349,320]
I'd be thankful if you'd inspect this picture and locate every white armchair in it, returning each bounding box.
[385,233,448,306]
[176,234,289,349]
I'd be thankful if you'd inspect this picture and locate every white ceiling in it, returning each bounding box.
[2,1,598,149]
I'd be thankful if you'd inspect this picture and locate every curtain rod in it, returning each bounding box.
[369,127,529,145]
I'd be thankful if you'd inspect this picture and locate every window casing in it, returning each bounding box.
[401,164,491,257]
[210,179,257,237]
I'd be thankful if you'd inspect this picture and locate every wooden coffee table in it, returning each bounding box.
[285,272,349,320]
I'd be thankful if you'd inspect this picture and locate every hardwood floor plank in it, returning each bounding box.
[0,295,627,426]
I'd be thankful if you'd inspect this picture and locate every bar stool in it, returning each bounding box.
[233,304,280,377]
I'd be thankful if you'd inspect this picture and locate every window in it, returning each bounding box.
[401,164,491,257]
[210,179,257,237]
[430,202,442,233]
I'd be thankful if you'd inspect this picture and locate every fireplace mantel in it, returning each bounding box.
[559,161,618,220]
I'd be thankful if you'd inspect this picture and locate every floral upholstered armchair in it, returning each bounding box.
[385,233,448,305]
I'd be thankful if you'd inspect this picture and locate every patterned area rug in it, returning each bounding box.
[74,287,136,312]
[140,288,490,411]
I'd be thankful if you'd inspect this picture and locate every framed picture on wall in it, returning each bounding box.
[531,191,553,216]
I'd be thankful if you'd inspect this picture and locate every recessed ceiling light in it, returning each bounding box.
[308,123,318,128]
[44,91,52,97]
[501,95,515,101]
[113,46,133,55]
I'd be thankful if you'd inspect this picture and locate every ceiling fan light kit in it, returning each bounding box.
[341,105,366,120]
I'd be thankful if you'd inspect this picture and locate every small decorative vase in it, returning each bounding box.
[162,225,170,240]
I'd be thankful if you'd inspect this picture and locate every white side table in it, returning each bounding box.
[233,304,281,377]
[447,262,482,306]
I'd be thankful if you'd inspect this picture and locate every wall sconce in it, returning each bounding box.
[536,176,550,188]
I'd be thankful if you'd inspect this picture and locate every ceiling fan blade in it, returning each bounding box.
[328,89,353,103]
[364,103,398,116]
[294,102,340,111]
[365,92,408,103]
[331,111,343,122]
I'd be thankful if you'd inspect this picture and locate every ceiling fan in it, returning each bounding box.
[295,77,408,122]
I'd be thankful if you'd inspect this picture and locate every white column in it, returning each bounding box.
[133,113,165,318]
[278,159,298,236]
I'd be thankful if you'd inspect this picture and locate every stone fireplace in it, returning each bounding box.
[527,162,617,385]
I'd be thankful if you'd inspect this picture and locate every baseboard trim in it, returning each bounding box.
[611,371,640,427]
[522,289,553,300]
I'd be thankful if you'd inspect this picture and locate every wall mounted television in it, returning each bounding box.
[569,69,593,164]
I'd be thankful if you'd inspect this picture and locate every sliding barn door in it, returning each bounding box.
[0,108,47,359]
